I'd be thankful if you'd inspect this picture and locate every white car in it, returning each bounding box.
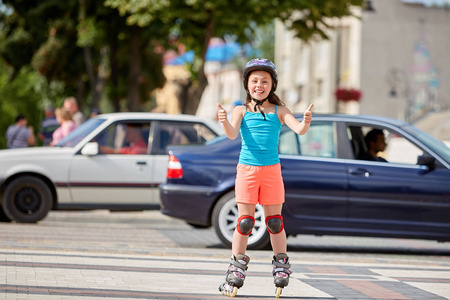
[0,113,222,223]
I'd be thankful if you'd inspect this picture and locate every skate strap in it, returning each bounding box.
[229,266,246,278]
[229,259,248,271]
[272,260,291,269]
[273,267,292,275]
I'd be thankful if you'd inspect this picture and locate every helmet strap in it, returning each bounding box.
[248,92,269,121]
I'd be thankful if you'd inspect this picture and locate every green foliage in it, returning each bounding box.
[0,61,65,149]
[77,17,104,48]
[104,0,363,114]
[0,26,34,72]
[0,0,363,117]
[105,0,364,75]
[253,22,275,61]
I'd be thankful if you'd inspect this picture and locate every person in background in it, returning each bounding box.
[50,108,77,146]
[90,108,101,118]
[6,114,36,148]
[63,97,85,126]
[359,129,388,162]
[38,105,60,146]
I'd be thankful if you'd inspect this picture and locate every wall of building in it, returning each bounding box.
[275,0,450,122]
[359,0,450,121]
[275,12,362,114]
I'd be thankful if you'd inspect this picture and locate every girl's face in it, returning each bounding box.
[247,71,272,101]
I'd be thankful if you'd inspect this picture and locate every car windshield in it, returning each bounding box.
[403,124,450,163]
[55,118,106,147]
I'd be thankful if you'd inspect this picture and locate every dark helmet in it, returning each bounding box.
[242,58,278,92]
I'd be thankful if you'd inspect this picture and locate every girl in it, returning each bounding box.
[217,58,313,297]
[50,108,77,146]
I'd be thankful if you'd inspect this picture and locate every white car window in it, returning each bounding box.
[96,122,150,155]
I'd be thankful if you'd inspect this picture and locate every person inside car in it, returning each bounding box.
[359,129,388,162]
[99,124,147,155]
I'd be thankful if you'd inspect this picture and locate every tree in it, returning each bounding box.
[0,0,166,113]
[0,60,65,148]
[105,0,364,114]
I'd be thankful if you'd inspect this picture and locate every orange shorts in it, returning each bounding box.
[235,163,285,205]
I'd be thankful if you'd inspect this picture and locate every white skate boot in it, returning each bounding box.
[272,253,292,298]
[219,254,250,297]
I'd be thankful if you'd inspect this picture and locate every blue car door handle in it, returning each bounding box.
[348,168,371,177]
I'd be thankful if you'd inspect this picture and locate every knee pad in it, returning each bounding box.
[236,215,255,235]
[265,215,284,234]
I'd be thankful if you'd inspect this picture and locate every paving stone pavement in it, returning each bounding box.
[0,210,449,299]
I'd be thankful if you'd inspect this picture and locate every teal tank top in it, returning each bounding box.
[239,105,281,166]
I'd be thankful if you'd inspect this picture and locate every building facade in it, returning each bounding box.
[275,0,450,124]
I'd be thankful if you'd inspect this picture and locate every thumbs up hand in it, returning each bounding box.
[303,103,314,124]
[217,103,228,123]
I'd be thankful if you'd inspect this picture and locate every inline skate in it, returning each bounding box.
[272,253,292,298]
[219,254,250,297]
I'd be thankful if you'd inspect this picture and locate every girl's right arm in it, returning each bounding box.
[217,103,244,140]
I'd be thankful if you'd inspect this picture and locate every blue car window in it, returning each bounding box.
[350,125,427,165]
[279,121,336,158]
[279,131,300,155]
[154,121,218,155]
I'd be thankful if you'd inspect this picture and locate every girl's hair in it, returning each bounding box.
[55,108,73,122]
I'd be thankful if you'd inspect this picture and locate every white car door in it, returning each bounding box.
[68,121,158,207]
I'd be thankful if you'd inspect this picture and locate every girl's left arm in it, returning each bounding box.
[281,104,314,135]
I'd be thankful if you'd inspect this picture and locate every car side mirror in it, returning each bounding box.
[417,155,435,171]
[81,142,99,156]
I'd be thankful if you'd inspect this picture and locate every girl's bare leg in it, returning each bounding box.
[232,203,256,256]
[264,204,287,255]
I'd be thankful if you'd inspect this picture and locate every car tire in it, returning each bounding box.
[212,191,270,250]
[0,206,11,222]
[3,176,53,223]
[187,222,210,229]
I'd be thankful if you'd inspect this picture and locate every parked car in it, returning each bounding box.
[160,114,450,250]
[0,113,222,223]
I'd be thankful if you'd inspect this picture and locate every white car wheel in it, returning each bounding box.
[3,176,52,223]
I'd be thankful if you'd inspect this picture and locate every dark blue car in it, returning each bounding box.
[159,114,450,249]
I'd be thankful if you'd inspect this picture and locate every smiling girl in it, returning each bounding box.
[217,58,313,297]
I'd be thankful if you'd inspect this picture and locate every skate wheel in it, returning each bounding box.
[275,287,282,298]
[230,286,238,297]
[220,285,238,297]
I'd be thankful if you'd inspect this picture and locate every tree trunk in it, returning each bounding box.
[127,26,142,112]
[178,10,214,115]
[83,46,107,113]
[109,32,120,112]
[76,77,84,110]
[92,47,108,110]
